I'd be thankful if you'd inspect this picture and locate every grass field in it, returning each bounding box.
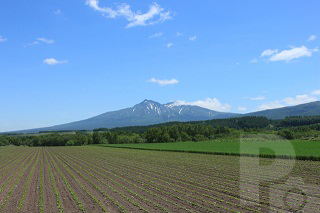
[0,146,320,212]
[101,140,320,159]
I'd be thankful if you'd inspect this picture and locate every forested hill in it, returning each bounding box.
[242,101,320,119]
[99,115,320,134]
[104,116,270,134]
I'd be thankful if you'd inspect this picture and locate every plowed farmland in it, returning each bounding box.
[0,146,319,212]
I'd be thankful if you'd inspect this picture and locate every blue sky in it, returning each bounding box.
[1,0,320,131]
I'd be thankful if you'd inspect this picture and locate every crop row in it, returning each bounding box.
[0,149,36,196]
[60,146,319,212]
[58,148,261,211]
[0,149,33,182]
[0,146,319,213]
[0,149,38,212]
[51,147,262,213]
[83,147,320,209]
[46,149,110,213]
[47,148,159,212]
[18,149,40,211]
[39,153,44,213]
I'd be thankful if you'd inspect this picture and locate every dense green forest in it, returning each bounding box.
[1,116,320,147]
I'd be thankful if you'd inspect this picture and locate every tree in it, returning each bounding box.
[74,133,89,146]
[169,126,180,142]
[160,132,172,143]
[66,140,75,146]
[215,126,230,135]
[146,128,161,143]
[93,132,103,144]
[193,134,208,142]
[105,132,119,144]
[180,132,192,141]
[278,130,295,140]
[0,136,9,146]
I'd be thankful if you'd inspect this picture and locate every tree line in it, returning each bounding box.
[0,132,92,147]
[1,116,320,146]
[0,124,233,146]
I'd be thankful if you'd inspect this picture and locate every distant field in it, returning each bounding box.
[100,140,320,159]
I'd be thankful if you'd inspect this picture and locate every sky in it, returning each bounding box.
[0,0,320,131]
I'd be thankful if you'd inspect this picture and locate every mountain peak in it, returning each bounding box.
[133,99,166,114]
[164,101,188,108]
[137,99,161,106]
[140,99,154,103]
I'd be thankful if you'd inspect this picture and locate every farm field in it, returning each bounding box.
[0,146,320,212]
[101,140,320,158]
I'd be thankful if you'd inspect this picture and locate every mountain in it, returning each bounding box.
[241,101,320,119]
[7,100,320,133]
[15,100,238,133]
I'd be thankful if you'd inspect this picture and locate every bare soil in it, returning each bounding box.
[1,146,320,212]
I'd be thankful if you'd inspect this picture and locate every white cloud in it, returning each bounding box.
[148,78,179,86]
[25,41,40,46]
[170,98,232,112]
[250,58,258,63]
[270,46,318,62]
[167,43,173,48]
[28,38,55,46]
[37,38,55,44]
[251,96,266,101]
[258,93,318,110]
[259,101,285,110]
[86,0,118,15]
[283,94,317,105]
[0,35,7,42]
[176,32,183,36]
[308,35,317,41]
[261,49,278,57]
[43,58,68,65]
[311,90,320,95]
[189,36,197,41]
[86,0,172,28]
[54,9,62,15]
[149,32,163,39]
[238,107,247,111]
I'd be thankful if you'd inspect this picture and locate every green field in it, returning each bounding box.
[99,140,320,159]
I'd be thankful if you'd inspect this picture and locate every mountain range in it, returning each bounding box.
[7,100,320,133]
[240,101,320,119]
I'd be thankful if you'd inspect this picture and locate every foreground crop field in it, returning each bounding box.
[0,146,320,212]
